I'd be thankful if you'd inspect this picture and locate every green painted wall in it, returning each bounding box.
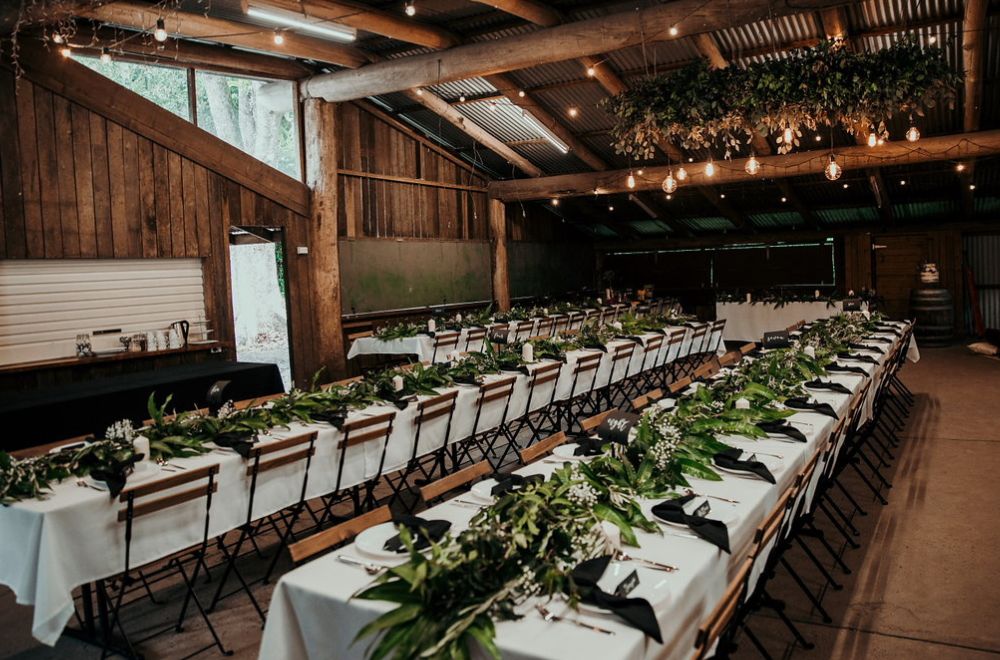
[509,241,594,299]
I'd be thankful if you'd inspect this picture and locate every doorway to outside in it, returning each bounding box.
[229,227,292,391]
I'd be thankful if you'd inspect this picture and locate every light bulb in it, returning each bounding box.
[877,137,885,145]
[586,66,596,77]
[745,154,760,175]
[783,127,794,144]
[781,196,787,203]
[154,18,168,42]
[824,154,842,181]
[900,180,907,185]
[100,47,111,63]
[970,184,976,191]
[637,169,644,175]
[273,30,285,45]
[568,107,578,118]
[814,135,822,142]
[517,90,525,98]
[608,205,614,211]
[665,194,673,200]
[929,35,937,44]
[405,1,416,16]
[459,95,465,102]
[676,166,688,181]
[415,88,423,96]
[705,160,716,177]
[867,132,877,147]
[906,125,920,142]
[551,198,560,206]
[842,183,849,189]
[60,46,72,58]
[669,25,679,36]
[720,193,726,198]
[957,163,966,172]
[662,172,677,194]
[52,32,64,44]
[626,172,636,189]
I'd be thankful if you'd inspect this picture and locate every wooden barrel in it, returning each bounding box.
[910,288,954,346]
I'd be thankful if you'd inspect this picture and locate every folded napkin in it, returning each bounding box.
[713,448,775,484]
[863,337,892,344]
[213,431,258,458]
[874,325,902,336]
[569,556,662,643]
[837,352,879,364]
[651,494,730,553]
[596,411,641,445]
[382,514,452,552]
[784,397,839,419]
[570,435,606,457]
[849,342,885,354]
[756,420,807,442]
[826,363,868,375]
[90,455,142,498]
[310,409,346,429]
[490,473,545,496]
[805,379,853,395]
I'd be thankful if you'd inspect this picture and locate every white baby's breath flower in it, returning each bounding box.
[105,419,134,443]
[216,400,236,420]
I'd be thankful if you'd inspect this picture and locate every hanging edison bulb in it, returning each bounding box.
[626,171,636,189]
[866,132,878,147]
[676,166,688,181]
[704,159,716,177]
[782,126,794,144]
[662,171,678,194]
[154,18,168,42]
[824,154,842,181]
[100,47,112,63]
[906,125,920,142]
[745,154,760,175]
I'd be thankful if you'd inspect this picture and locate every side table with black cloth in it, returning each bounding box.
[0,362,284,452]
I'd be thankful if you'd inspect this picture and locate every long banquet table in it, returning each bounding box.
[258,323,914,660]
[1,322,722,647]
[716,301,850,342]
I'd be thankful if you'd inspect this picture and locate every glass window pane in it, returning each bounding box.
[76,56,190,120]
[194,72,300,180]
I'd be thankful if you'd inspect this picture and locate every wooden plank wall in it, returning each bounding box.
[336,103,489,240]
[0,65,319,385]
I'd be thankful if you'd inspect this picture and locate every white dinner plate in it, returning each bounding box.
[655,398,676,410]
[552,443,592,461]
[355,522,413,560]
[575,561,673,613]
[715,453,783,478]
[85,461,161,490]
[654,498,739,529]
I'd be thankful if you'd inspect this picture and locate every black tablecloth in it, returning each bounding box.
[1,362,284,452]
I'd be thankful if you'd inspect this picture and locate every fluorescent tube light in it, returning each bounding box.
[246,7,357,43]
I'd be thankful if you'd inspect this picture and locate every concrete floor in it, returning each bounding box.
[2,345,999,659]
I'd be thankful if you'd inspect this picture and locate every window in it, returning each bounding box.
[77,57,190,120]
[77,56,300,180]
[195,72,300,179]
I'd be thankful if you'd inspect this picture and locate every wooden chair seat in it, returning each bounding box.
[288,505,392,565]
[518,431,567,464]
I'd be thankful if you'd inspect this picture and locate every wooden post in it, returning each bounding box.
[303,98,346,379]
[488,199,511,312]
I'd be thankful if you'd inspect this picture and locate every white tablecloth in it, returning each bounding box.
[716,301,847,342]
[258,328,910,660]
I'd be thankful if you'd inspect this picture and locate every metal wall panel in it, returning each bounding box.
[963,234,1000,330]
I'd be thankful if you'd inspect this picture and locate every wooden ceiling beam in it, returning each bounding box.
[961,0,988,218]
[775,180,820,228]
[488,129,1000,201]
[244,0,459,49]
[82,1,370,69]
[469,0,562,27]
[401,88,543,177]
[300,0,845,101]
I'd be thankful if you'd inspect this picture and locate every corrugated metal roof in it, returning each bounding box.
[975,196,1000,214]
[716,13,820,61]
[815,206,881,224]
[749,211,805,228]
[628,220,673,235]
[509,141,589,175]
[429,78,496,99]
[532,84,615,134]
[893,199,960,219]
[851,0,961,31]
[682,216,735,231]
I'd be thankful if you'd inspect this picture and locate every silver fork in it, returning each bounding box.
[615,550,677,572]
[683,489,740,504]
[336,555,387,575]
[76,479,103,492]
[535,604,615,635]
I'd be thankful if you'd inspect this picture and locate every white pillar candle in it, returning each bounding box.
[848,289,855,297]
[804,345,816,358]
[133,435,151,462]
[455,313,462,323]
[597,298,603,305]
[746,293,752,303]
[392,375,404,392]
[543,307,549,316]
[521,342,534,363]
[815,289,821,299]
[735,397,751,410]
[427,319,436,332]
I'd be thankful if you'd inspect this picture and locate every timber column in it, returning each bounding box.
[303,98,346,379]
[488,198,511,312]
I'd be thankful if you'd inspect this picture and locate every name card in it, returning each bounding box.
[596,411,641,444]
[488,328,509,344]
[614,569,640,597]
[693,500,711,518]
[762,330,790,348]
[842,298,863,311]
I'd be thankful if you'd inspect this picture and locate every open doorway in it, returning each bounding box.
[229,227,292,391]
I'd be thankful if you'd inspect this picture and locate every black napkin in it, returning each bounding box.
[849,342,885,354]
[837,352,879,364]
[805,379,853,395]
[713,449,776,484]
[570,435,606,456]
[756,420,808,442]
[382,514,452,552]
[213,432,258,458]
[651,494,730,553]
[595,411,640,445]
[310,409,346,429]
[569,556,662,642]
[863,337,892,344]
[826,363,868,375]
[90,454,142,498]
[784,397,839,419]
[490,473,545,496]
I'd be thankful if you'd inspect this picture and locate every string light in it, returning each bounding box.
[676,166,688,181]
[814,135,822,142]
[928,35,937,44]
[568,107,579,118]
[626,171,636,189]
[60,46,72,58]
[405,1,416,16]
[956,163,966,172]
[586,66,596,77]
[517,90,525,98]
[154,18,168,42]
[551,198,560,206]
[970,184,976,191]
[273,30,285,45]
[704,159,716,177]
[906,124,920,142]
[100,47,112,63]
[782,126,794,144]
[637,169,644,175]
[900,179,907,185]
[665,194,673,200]
[842,183,849,189]
[719,193,726,198]
[877,136,886,145]
[781,196,787,203]
[744,154,760,175]
[662,171,678,194]
[608,204,614,211]
[866,132,878,147]
[458,94,466,102]
[824,154,842,181]
[52,32,64,44]
[669,25,679,36]
[415,88,423,96]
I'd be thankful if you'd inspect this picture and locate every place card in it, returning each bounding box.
[596,411,641,444]
[614,569,640,597]
[693,500,711,518]
[842,298,863,311]
[762,330,790,348]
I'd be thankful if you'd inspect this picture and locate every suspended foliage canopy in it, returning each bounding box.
[603,39,961,159]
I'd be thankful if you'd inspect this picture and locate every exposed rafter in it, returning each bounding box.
[960,0,988,217]
[488,130,1000,201]
[469,0,561,27]
[83,1,370,69]
[300,0,844,101]
[243,0,459,49]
